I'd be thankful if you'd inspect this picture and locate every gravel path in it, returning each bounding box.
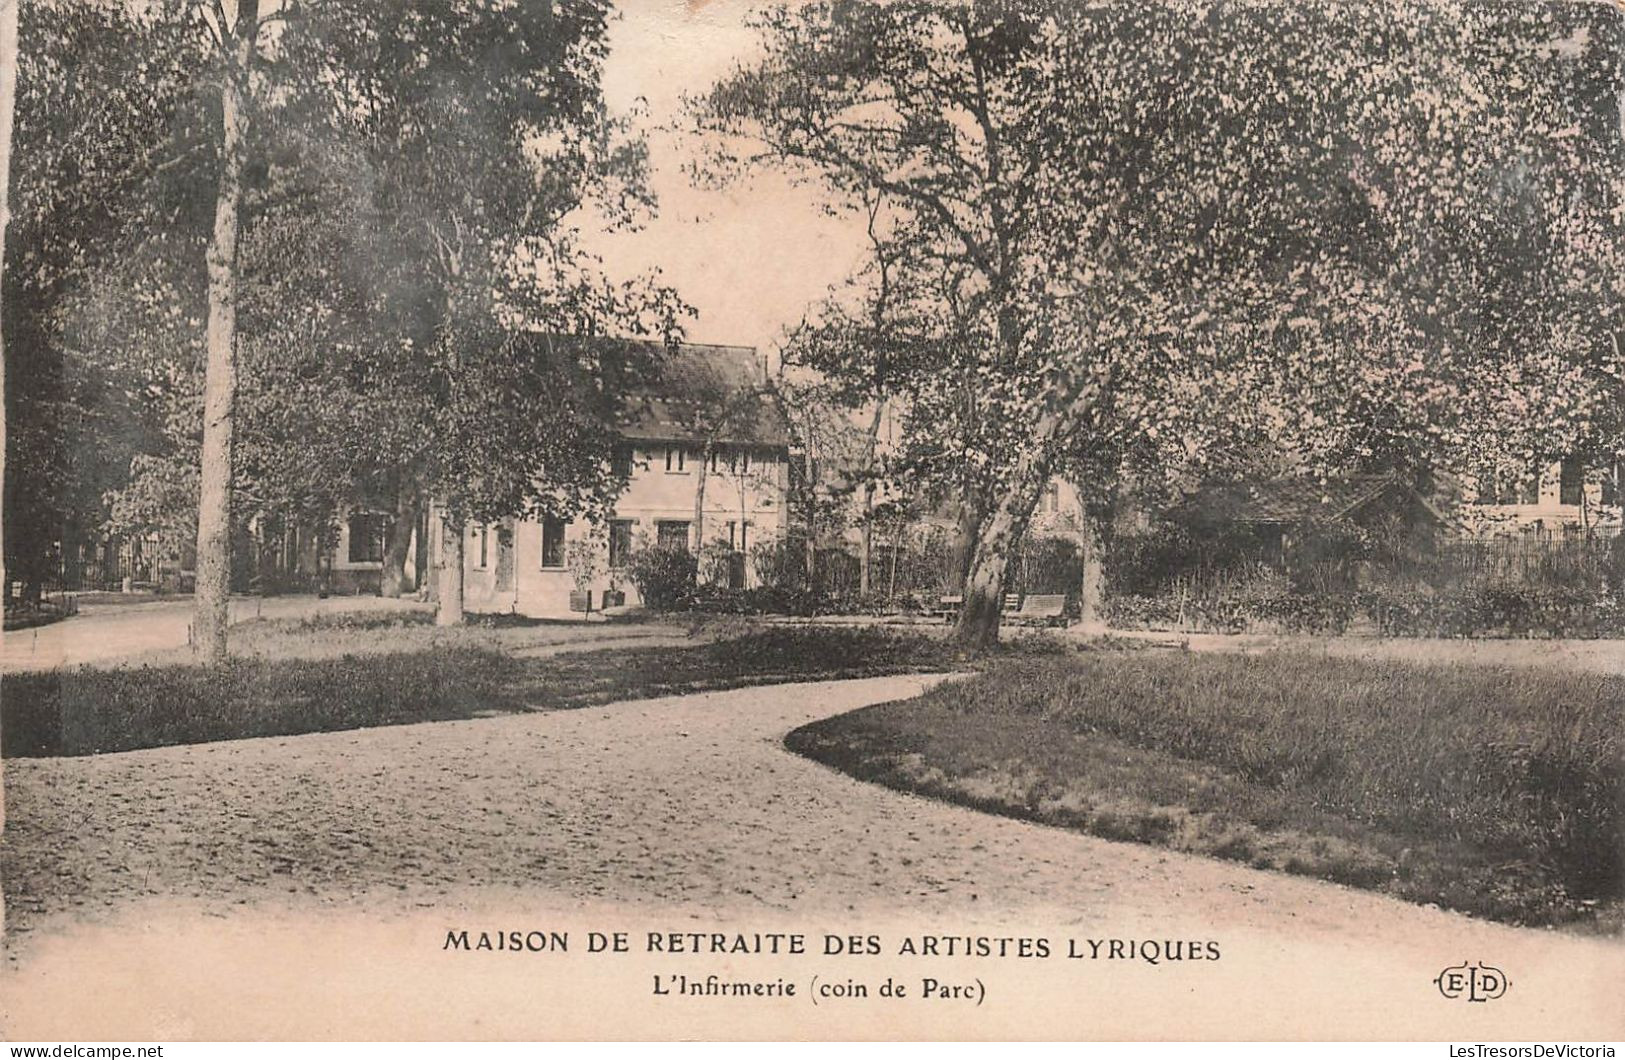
[4,674,1621,1039]
[0,594,428,673]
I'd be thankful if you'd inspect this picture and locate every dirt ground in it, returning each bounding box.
[3,674,1621,1039]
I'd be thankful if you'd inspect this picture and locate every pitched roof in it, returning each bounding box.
[1184,473,1452,527]
[613,342,791,447]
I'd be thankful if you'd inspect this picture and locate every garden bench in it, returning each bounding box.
[1006,594,1068,626]
[935,593,1028,623]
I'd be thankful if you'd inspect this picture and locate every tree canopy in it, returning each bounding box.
[693,0,1625,644]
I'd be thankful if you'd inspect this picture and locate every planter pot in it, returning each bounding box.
[601,590,626,609]
[569,590,592,612]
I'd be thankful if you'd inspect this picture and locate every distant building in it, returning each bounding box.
[1460,455,1623,536]
[456,342,792,617]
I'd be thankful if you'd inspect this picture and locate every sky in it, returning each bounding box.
[587,0,872,362]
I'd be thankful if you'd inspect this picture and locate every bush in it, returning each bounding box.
[750,538,809,592]
[1107,580,1624,639]
[626,545,697,611]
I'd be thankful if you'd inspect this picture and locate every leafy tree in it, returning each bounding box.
[696,0,1625,647]
[279,0,686,625]
[2,0,206,601]
[36,0,684,635]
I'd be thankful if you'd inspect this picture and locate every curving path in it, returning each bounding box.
[4,674,1621,1039]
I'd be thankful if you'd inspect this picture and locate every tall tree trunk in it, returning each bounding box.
[0,0,15,634]
[1076,510,1107,630]
[380,491,420,598]
[860,482,874,596]
[947,499,981,594]
[857,403,883,596]
[192,0,258,663]
[955,457,1049,650]
[435,510,464,626]
[802,435,817,587]
[692,441,712,555]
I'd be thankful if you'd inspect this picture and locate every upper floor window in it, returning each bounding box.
[611,446,633,478]
[665,446,686,473]
[540,517,566,569]
[473,525,490,569]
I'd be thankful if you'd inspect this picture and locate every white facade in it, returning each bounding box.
[1461,457,1623,536]
[461,441,790,618]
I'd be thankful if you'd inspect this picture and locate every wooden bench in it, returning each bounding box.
[937,593,1046,623]
[1007,593,1068,626]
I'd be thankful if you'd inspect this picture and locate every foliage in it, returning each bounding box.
[12,0,690,625]
[694,0,1625,645]
[790,651,1624,928]
[3,0,209,591]
[625,544,697,611]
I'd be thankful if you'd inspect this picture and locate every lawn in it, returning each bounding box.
[786,651,1623,931]
[0,619,973,758]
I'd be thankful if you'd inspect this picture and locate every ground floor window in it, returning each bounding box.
[1559,456,1584,507]
[473,525,490,569]
[657,520,691,552]
[1477,465,1540,506]
[608,520,633,568]
[541,516,566,569]
[347,513,387,564]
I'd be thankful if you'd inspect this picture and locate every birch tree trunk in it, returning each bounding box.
[435,510,465,626]
[192,0,258,662]
[0,0,16,629]
[692,441,712,556]
[857,403,883,596]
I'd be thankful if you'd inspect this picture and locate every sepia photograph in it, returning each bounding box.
[0,0,1621,1043]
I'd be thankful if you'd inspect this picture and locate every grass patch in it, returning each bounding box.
[785,652,1624,930]
[1,625,970,759]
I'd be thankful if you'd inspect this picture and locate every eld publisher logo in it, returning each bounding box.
[1435,960,1510,1002]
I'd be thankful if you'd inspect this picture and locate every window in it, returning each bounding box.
[1044,481,1060,513]
[727,520,749,553]
[1560,456,1584,507]
[1604,459,1621,508]
[1477,466,1539,506]
[473,525,489,569]
[611,446,633,478]
[608,520,633,569]
[347,514,386,564]
[656,520,691,552]
[540,517,566,569]
[1522,462,1543,505]
[665,446,686,473]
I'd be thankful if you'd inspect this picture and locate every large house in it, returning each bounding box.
[452,342,792,617]
[1461,456,1623,536]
